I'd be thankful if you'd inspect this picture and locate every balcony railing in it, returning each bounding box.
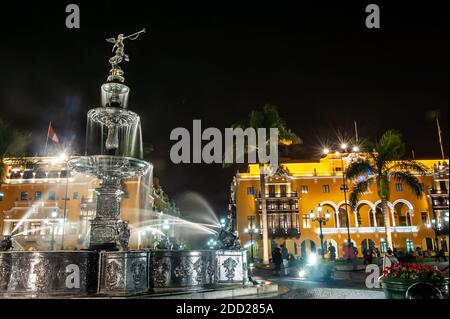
[267,228,300,238]
[320,226,418,235]
[256,192,298,199]
[430,189,449,196]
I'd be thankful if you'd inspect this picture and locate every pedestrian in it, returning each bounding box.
[271,244,278,263]
[328,243,336,261]
[375,248,381,258]
[439,248,447,262]
[281,244,289,276]
[273,248,282,276]
[363,248,373,265]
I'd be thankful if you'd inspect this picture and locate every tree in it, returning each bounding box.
[0,118,31,183]
[346,130,428,249]
[230,104,301,264]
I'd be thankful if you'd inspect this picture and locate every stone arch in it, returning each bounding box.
[373,200,396,227]
[300,240,317,257]
[373,200,394,211]
[336,201,354,228]
[327,239,339,259]
[355,200,375,227]
[319,201,339,228]
[392,199,414,227]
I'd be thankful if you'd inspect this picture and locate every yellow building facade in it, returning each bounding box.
[0,157,148,250]
[232,154,449,259]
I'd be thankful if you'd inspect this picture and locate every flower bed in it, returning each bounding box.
[379,263,446,299]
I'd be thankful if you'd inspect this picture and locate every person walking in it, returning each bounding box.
[281,244,289,276]
[328,243,336,261]
[273,248,282,276]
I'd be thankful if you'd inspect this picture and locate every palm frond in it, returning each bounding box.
[349,178,373,208]
[387,160,429,175]
[346,160,375,180]
[375,130,405,165]
[392,171,423,198]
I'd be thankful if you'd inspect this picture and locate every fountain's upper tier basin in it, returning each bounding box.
[68,155,152,180]
[88,106,139,127]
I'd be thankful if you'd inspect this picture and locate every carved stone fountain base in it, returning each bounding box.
[0,250,248,297]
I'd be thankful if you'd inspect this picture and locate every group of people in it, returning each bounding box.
[362,247,382,265]
[272,244,290,276]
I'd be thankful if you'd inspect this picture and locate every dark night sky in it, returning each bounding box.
[1,1,448,214]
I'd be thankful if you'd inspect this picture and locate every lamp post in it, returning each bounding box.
[244,226,260,262]
[430,211,448,253]
[45,209,60,251]
[59,152,69,250]
[324,144,356,253]
[310,204,331,259]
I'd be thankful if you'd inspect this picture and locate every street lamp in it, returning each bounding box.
[244,226,259,262]
[309,204,331,259]
[59,152,70,250]
[430,212,448,253]
[45,209,60,251]
[323,144,355,252]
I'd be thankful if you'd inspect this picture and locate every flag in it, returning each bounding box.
[47,123,59,144]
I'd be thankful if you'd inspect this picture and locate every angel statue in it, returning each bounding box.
[105,28,146,82]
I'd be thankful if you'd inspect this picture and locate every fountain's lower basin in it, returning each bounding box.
[68,155,152,180]
[0,249,248,297]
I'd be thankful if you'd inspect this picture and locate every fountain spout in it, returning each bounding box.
[105,125,119,151]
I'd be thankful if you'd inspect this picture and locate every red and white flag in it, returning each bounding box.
[47,123,59,144]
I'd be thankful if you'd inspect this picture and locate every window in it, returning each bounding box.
[0,192,3,201]
[73,192,78,200]
[247,187,254,195]
[395,183,403,192]
[421,212,428,225]
[301,185,309,194]
[425,237,434,251]
[380,240,387,253]
[406,239,414,253]
[29,222,41,235]
[322,185,330,193]
[123,191,129,199]
[247,215,256,228]
[35,191,42,201]
[302,214,311,228]
[20,192,28,201]
[268,185,275,197]
[48,191,56,201]
[280,185,287,197]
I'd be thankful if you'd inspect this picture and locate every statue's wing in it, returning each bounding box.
[105,38,116,43]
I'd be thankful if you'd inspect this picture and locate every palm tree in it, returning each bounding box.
[0,118,31,184]
[346,130,428,249]
[230,104,301,264]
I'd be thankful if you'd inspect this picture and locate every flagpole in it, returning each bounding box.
[436,117,445,160]
[44,122,51,157]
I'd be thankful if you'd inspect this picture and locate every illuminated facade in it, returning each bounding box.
[232,154,449,259]
[0,156,177,251]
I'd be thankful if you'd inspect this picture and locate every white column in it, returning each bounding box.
[354,210,359,228]
[335,210,340,228]
[372,209,378,227]
[391,209,396,227]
